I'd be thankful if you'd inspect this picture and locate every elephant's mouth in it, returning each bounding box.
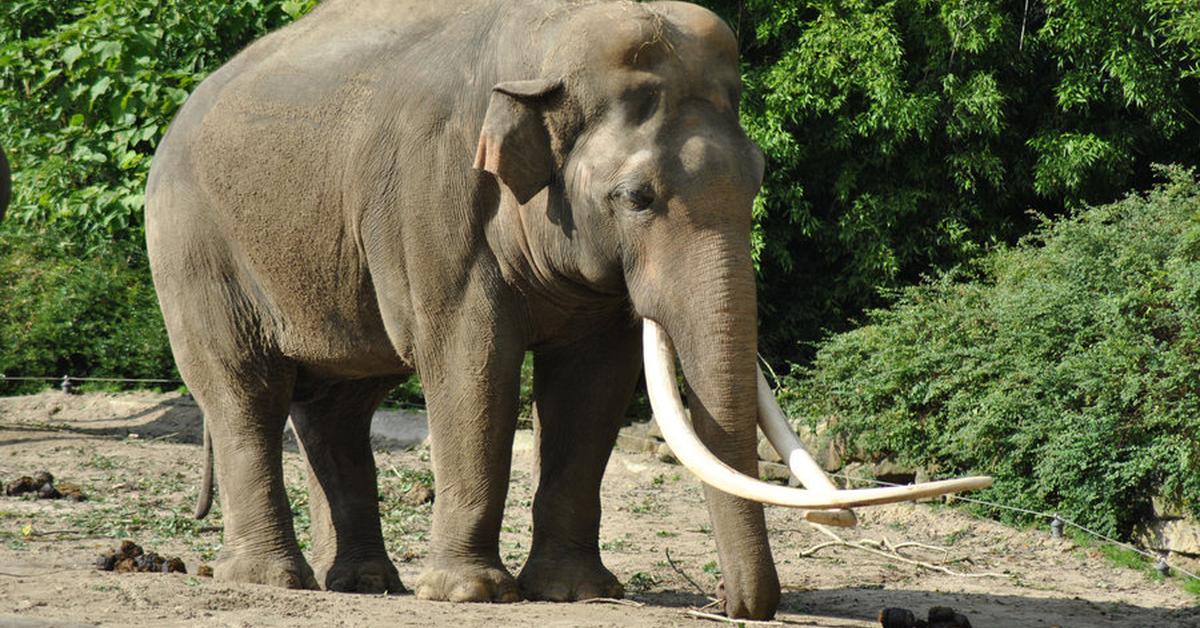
[641,318,992,525]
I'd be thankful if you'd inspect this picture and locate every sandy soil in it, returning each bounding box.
[0,391,1195,627]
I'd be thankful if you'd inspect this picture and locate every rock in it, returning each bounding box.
[197,565,214,578]
[871,460,918,486]
[1134,517,1200,556]
[756,435,783,463]
[758,461,791,483]
[162,557,187,574]
[1152,495,1187,520]
[655,442,677,464]
[615,432,660,455]
[32,471,53,486]
[37,483,60,499]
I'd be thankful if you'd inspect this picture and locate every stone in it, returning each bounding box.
[1134,517,1200,556]
[655,442,677,464]
[615,433,660,455]
[756,435,783,463]
[758,461,790,483]
[1152,495,1187,520]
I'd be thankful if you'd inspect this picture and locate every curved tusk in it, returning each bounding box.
[756,367,858,527]
[643,318,993,509]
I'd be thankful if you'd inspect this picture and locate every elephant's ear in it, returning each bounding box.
[474,78,562,205]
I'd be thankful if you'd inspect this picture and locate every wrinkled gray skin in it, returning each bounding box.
[146,0,777,619]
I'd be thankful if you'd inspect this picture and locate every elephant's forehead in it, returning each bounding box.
[556,2,737,76]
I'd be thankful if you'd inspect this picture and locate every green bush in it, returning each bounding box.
[0,230,176,393]
[699,0,1200,360]
[783,166,1200,538]
[0,0,317,245]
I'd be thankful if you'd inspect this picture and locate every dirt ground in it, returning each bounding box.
[0,391,1195,627]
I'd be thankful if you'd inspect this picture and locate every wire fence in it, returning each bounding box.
[829,470,1200,582]
[3,371,1198,583]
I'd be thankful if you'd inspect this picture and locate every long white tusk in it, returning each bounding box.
[756,367,858,527]
[643,318,992,509]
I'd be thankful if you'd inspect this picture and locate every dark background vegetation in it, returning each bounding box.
[2,0,1198,538]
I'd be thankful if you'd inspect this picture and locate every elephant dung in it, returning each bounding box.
[878,606,973,628]
[5,471,86,501]
[95,540,186,575]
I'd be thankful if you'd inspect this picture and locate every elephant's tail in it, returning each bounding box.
[194,419,214,519]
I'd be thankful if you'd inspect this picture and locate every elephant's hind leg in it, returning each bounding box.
[186,360,317,590]
[517,321,642,601]
[289,377,405,594]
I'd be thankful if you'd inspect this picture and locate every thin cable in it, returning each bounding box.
[0,375,182,384]
[829,471,1200,582]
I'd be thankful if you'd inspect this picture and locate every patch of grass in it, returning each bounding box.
[626,571,657,592]
[1183,577,1200,598]
[600,535,631,552]
[1098,544,1150,572]
[942,528,973,546]
[627,496,662,515]
[701,560,721,579]
[83,455,122,471]
[655,530,678,538]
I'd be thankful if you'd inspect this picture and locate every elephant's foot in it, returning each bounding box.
[316,555,405,594]
[414,561,520,602]
[214,552,318,590]
[517,556,623,601]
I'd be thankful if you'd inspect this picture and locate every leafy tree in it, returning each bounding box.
[0,0,318,245]
[703,0,1200,361]
[783,167,1200,538]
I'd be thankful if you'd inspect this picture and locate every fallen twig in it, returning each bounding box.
[664,548,712,599]
[799,525,1007,579]
[579,597,644,608]
[685,609,783,626]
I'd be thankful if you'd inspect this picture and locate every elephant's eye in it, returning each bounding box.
[608,183,655,212]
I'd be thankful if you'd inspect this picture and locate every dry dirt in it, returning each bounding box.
[0,391,1196,627]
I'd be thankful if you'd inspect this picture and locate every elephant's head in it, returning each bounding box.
[474,1,990,619]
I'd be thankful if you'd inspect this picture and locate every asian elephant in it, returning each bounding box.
[146,0,988,620]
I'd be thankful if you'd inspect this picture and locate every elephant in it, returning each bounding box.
[146,0,989,619]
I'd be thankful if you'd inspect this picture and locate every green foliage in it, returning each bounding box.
[699,0,1200,360]
[0,231,176,392]
[0,0,318,244]
[783,167,1200,538]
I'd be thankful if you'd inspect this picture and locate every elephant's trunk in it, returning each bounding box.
[638,242,780,619]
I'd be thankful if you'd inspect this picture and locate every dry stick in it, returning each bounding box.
[684,609,783,626]
[664,548,713,599]
[579,597,645,608]
[800,525,1007,579]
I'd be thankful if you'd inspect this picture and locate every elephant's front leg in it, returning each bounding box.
[517,320,642,601]
[414,332,525,603]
